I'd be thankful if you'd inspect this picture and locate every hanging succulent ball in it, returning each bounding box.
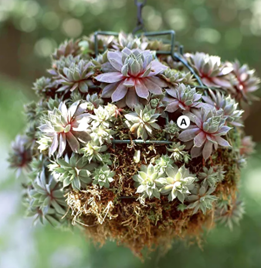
[9,32,259,258]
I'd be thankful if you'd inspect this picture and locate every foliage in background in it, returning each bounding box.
[1,0,261,89]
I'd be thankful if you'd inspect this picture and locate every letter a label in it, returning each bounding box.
[177,115,190,129]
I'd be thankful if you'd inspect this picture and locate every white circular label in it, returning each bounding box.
[177,115,190,129]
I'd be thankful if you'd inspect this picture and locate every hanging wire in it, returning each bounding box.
[92,1,221,146]
[132,0,147,34]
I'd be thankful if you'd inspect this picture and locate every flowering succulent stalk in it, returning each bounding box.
[125,105,161,140]
[38,101,91,157]
[179,108,231,160]
[95,47,167,109]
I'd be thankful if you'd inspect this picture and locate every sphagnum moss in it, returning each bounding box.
[9,31,259,258]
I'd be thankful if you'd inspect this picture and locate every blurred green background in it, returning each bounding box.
[1,0,261,267]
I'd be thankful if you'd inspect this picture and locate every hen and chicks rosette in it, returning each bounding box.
[9,32,259,257]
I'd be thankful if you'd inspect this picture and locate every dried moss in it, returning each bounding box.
[65,140,240,258]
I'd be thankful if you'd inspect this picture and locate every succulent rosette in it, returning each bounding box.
[230,60,260,102]
[185,52,233,88]
[179,108,231,160]
[9,31,259,258]
[163,83,203,113]
[95,47,167,109]
[38,100,91,157]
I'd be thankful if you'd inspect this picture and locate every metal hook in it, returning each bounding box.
[133,0,147,34]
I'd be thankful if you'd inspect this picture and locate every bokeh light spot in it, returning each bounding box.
[193,7,208,22]
[62,18,83,38]
[34,38,56,58]
[194,28,221,44]
[224,28,242,49]
[42,12,60,31]
[20,17,37,32]
[165,9,188,31]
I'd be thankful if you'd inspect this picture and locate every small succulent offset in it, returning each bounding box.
[9,31,259,255]
[92,165,115,188]
[240,136,256,156]
[95,47,167,109]
[163,120,179,139]
[48,154,97,191]
[155,155,174,173]
[29,170,67,215]
[162,69,196,87]
[112,32,146,50]
[56,60,95,93]
[9,135,32,177]
[133,164,162,199]
[158,165,195,202]
[85,93,104,111]
[125,105,161,140]
[91,104,117,129]
[167,142,190,163]
[49,55,82,77]
[198,166,225,188]
[89,104,117,144]
[179,108,231,160]
[27,169,68,226]
[216,197,245,230]
[52,39,80,60]
[185,183,217,214]
[202,89,243,126]
[231,60,260,102]
[81,141,108,163]
[38,101,91,157]
[33,77,55,96]
[163,83,202,113]
[186,52,233,88]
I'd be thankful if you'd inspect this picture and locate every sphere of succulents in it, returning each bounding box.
[9,31,259,258]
